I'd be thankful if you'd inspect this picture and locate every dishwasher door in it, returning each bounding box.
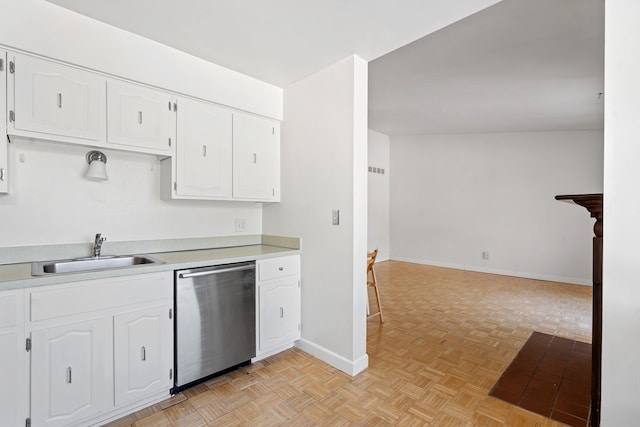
[175,261,256,388]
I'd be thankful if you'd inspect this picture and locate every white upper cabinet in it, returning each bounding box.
[5,51,282,201]
[233,113,280,201]
[107,80,175,155]
[173,97,233,199]
[10,54,106,143]
[0,50,8,194]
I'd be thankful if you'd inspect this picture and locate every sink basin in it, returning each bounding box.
[32,255,164,276]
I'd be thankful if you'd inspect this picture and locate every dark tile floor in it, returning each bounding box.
[490,331,591,427]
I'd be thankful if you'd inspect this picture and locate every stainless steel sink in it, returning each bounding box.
[32,255,164,276]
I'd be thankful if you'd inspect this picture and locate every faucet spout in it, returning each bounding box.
[93,233,107,258]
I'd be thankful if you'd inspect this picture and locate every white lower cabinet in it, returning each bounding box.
[31,318,109,427]
[0,290,24,427]
[114,306,172,406]
[259,278,300,352]
[256,256,301,358]
[0,330,21,426]
[25,271,173,427]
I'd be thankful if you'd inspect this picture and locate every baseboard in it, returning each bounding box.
[253,341,295,362]
[87,390,171,426]
[391,257,591,286]
[296,338,368,376]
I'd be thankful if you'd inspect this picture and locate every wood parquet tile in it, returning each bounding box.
[106,261,591,426]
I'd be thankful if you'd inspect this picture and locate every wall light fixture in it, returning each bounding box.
[85,150,108,181]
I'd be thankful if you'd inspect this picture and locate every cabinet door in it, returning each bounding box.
[233,113,280,201]
[107,80,174,154]
[0,331,19,426]
[0,50,7,194]
[0,291,23,427]
[175,98,232,198]
[12,54,105,142]
[114,306,172,406]
[259,277,300,352]
[31,318,109,427]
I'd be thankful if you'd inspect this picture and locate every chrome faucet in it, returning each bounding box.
[93,233,107,258]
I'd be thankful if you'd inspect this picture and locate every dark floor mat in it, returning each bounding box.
[489,331,591,427]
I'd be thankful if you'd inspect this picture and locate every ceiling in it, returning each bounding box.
[45,0,604,136]
[44,0,500,87]
[369,0,605,135]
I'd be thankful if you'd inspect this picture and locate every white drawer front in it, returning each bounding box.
[258,255,300,281]
[30,272,172,322]
[0,294,17,328]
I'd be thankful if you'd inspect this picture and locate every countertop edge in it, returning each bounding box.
[0,245,300,292]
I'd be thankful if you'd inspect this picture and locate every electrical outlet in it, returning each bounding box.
[235,218,247,232]
[482,251,490,260]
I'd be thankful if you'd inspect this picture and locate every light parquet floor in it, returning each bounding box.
[107,261,592,426]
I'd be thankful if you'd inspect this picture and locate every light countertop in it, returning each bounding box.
[0,243,300,291]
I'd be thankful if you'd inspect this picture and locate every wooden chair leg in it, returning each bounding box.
[373,284,384,322]
[366,253,383,322]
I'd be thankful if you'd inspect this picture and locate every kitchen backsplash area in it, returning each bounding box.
[0,138,263,248]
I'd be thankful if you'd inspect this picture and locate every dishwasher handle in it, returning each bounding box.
[178,264,255,279]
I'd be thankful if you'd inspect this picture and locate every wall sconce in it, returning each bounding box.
[85,150,108,181]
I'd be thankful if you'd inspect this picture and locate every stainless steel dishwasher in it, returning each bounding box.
[174,261,256,389]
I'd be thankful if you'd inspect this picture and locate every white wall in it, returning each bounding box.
[0,0,288,249]
[602,0,640,423]
[0,139,261,247]
[0,0,282,120]
[367,129,390,261]
[263,55,368,375]
[390,130,603,285]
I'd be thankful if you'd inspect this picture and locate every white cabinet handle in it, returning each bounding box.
[278,267,284,271]
[280,307,284,318]
[66,366,72,384]
[141,346,146,361]
[253,153,257,164]
[0,168,5,181]
[202,145,207,157]
[58,93,63,108]
[138,111,143,124]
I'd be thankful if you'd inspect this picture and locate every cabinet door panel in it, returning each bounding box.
[107,81,174,153]
[259,278,300,351]
[0,290,24,426]
[31,318,108,427]
[176,98,232,198]
[233,113,280,200]
[0,331,19,427]
[114,306,171,406]
[0,50,7,194]
[13,54,105,141]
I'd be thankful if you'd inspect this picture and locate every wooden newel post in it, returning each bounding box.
[555,193,603,427]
